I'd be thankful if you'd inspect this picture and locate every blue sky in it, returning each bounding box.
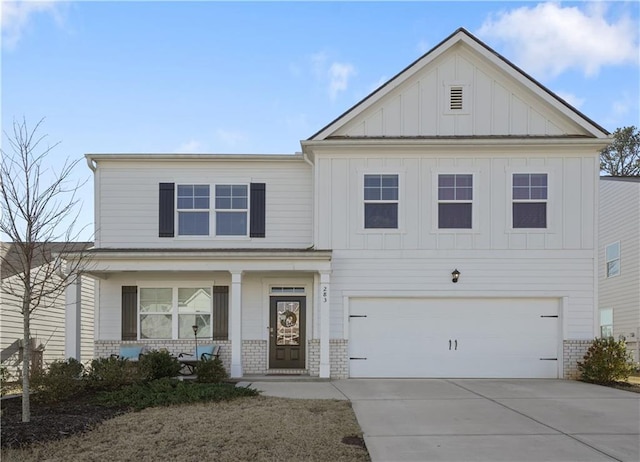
[2,1,639,240]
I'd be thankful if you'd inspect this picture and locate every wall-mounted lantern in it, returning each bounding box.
[451,269,460,283]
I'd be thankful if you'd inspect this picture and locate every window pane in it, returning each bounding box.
[179,314,212,339]
[231,185,247,196]
[530,174,547,187]
[513,187,530,200]
[178,212,209,235]
[438,187,455,200]
[178,287,211,313]
[215,197,232,209]
[600,309,613,326]
[381,187,398,200]
[364,175,381,187]
[364,187,380,200]
[140,314,172,339]
[216,211,247,235]
[455,175,472,187]
[530,187,547,200]
[456,187,473,201]
[140,288,172,313]
[513,174,529,187]
[439,175,455,187]
[177,197,192,209]
[194,197,210,209]
[606,242,620,261]
[216,185,231,197]
[381,175,398,187]
[364,203,398,228]
[194,185,210,196]
[607,260,620,277]
[177,185,193,196]
[513,203,546,228]
[439,203,472,229]
[232,197,247,209]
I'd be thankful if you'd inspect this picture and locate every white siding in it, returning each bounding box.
[334,44,589,138]
[96,159,313,249]
[599,179,640,341]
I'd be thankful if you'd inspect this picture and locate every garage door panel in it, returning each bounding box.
[349,298,559,378]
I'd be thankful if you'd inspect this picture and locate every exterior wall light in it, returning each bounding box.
[451,269,460,283]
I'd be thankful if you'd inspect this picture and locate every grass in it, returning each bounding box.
[1,396,369,462]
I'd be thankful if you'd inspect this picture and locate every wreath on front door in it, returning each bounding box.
[280,310,297,328]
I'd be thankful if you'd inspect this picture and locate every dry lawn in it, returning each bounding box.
[1,396,369,462]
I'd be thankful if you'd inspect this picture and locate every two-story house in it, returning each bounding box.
[599,177,640,365]
[78,28,610,380]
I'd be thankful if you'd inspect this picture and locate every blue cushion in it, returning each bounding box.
[120,346,143,360]
[196,345,215,358]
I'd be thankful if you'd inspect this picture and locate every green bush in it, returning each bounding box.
[86,356,142,390]
[31,358,85,403]
[96,378,259,411]
[139,350,181,381]
[196,357,228,384]
[0,365,10,396]
[578,337,635,384]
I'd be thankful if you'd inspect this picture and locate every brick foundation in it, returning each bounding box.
[563,339,592,379]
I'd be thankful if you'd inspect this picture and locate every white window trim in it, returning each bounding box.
[432,171,478,233]
[214,182,250,238]
[358,170,405,234]
[605,242,621,278]
[176,184,211,237]
[137,282,214,340]
[506,169,552,233]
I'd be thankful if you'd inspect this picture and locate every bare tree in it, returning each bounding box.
[600,126,640,176]
[0,117,90,422]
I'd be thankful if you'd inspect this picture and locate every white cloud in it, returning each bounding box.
[174,140,203,153]
[1,0,67,50]
[214,129,248,150]
[328,62,356,101]
[555,91,585,109]
[477,2,639,78]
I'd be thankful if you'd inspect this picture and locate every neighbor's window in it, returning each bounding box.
[438,174,472,229]
[512,173,547,228]
[605,242,620,277]
[139,286,213,340]
[364,174,398,229]
[177,185,210,235]
[215,185,248,236]
[599,308,613,338]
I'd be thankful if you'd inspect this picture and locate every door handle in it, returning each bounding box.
[455,339,458,350]
[449,339,452,350]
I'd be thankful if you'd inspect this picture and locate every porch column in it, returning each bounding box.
[319,271,331,378]
[230,271,243,378]
[64,274,82,360]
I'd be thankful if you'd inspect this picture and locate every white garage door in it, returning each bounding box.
[349,298,559,378]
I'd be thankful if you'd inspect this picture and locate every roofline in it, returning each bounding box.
[599,176,640,183]
[68,247,332,261]
[85,153,305,163]
[308,27,609,141]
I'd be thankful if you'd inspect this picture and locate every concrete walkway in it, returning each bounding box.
[249,379,640,462]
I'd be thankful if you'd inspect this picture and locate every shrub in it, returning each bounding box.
[0,365,10,396]
[86,356,142,390]
[196,357,228,384]
[139,350,181,381]
[31,358,85,403]
[578,337,635,384]
[96,378,259,411]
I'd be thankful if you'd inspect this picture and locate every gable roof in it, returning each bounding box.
[309,28,609,141]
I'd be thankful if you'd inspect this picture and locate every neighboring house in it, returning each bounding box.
[0,242,94,378]
[598,177,640,365]
[78,28,610,379]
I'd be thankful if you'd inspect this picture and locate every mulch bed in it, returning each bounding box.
[1,394,129,449]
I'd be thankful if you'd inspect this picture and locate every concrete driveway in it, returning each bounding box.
[330,379,640,462]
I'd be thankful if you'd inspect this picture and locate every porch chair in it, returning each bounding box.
[111,344,145,361]
[177,344,220,375]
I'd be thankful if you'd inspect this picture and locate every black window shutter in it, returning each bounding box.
[250,182,266,238]
[121,286,137,341]
[213,286,229,341]
[159,183,175,237]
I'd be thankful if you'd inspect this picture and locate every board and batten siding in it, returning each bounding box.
[316,151,598,251]
[599,179,640,342]
[95,160,313,248]
[334,44,588,138]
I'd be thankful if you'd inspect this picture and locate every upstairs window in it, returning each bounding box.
[215,185,248,236]
[364,174,398,229]
[605,242,620,277]
[438,174,472,229]
[177,185,210,236]
[512,174,547,228]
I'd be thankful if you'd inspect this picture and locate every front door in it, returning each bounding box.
[269,296,305,369]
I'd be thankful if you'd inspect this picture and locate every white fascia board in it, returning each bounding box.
[85,153,306,164]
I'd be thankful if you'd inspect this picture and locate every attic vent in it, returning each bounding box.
[450,86,463,110]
